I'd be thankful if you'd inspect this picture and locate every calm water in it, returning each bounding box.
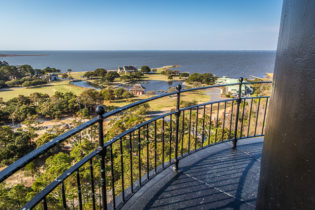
[0,51,275,78]
[71,80,183,93]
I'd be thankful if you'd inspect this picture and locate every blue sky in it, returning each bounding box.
[1,0,283,50]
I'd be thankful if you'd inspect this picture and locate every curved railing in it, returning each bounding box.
[0,78,272,209]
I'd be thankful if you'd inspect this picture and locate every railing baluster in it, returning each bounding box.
[188,109,192,153]
[96,106,107,210]
[98,182,101,209]
[247,98,254,137]
[240,99,246,138]
[138,128,142,187]
[195,106,199,151]
[254,98,261,136]
[208,104,213,145]
[89,159,96,210]
[154,121,157,174]
[77,170,83,210]
[162,118,165,169]
[110,144,116,210]
[146,124,150,180]
[120,138,125,202]
[181,110,185,157]
[233,77,243,148]
[129,133,133,193]
[61,181,67,210]
[215,102,220,143]
[174,84,181,170]
[43,196,48,210]
[169,114,172,165]
[261,98,269,135]
[229,101,234,139]
[221,101,227,141]
[202,105,206,147]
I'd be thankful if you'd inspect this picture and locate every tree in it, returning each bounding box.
[114,88,126,99]
[43,67,61,73]
[70,139,94,162]
[0,126,36,166]
[0,184,32,209]
[0,80,7,88]
[83,71,94,79]
[0,65,21,80]
[94,68,107,77]
[120,75,131,82]
[37,92,79,119]
[101,88,115,101]
[21,114,39,140]
[104,71,120,82]
[36,133,58,148]
[18,65,34,76]
[180,72,189,78]
[61,73,68,79]
[186,73,217,85]
[140,65,151,73]
[67,68,72,76]
[79,89,103,112]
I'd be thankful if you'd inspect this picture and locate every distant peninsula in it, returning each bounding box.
[0,54,48,57]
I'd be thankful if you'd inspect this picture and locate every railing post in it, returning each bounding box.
[96,106,107,210]
[174,84,182,171]
[233,77,243,149]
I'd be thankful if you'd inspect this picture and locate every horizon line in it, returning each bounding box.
[0,49,276,52]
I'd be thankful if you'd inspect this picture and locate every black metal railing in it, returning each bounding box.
[0,78,272,209]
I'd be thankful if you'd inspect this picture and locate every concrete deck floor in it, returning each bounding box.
[122,138,263,210]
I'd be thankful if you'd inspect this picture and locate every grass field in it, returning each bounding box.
[0,80,86,101]
[105,89,210,112]
[68,71,86,80]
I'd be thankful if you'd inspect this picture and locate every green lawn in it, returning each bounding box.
[105,89,210,112]
[142,73,170,81]
[0,80,86,101]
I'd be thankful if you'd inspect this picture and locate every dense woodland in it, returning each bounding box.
[0,96,269,209]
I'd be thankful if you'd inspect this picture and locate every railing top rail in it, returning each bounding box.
[0,80,272,183]
[180,81,271,93]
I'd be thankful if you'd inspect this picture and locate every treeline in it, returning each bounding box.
[83,68,145,83]
[83,68,121,83]
[0,87,134,125]
[186,73,218,85]
[0,62,61,88]
[160,69,190,79]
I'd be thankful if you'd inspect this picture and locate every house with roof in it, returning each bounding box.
[117,66,138,74]
[46,73,59,82]
[129,84,145,95]
[216,76,253,96]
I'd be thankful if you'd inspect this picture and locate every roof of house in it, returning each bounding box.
[130,84,145,91]
[118,66,138,71]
